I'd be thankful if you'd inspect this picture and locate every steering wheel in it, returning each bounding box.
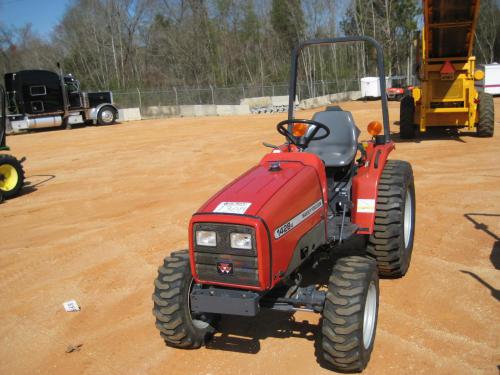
[276,119,330,149]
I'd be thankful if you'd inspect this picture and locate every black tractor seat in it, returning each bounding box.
[306,107,361,167]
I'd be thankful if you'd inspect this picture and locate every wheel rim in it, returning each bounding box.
[403,189,412,248]
[363,282,377,349]
[187,279,210,330]
[101,109,114,123]
[0,164,18,192]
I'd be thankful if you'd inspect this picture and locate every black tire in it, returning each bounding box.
[400,95,416,139]
[0,154,25,199]
[152,250,216,348]
[321,256,379,372]
[97,106,117,125]
[367,160,415,277]
[477,92,494,137]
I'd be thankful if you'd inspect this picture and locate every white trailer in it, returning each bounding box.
[476,63,500,96]
[361,77,381,98]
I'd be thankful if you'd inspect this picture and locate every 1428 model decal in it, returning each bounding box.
[274,199,323,239]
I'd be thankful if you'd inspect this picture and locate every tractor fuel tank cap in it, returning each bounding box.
[269,161,281,171]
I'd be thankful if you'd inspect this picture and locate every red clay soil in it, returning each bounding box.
[1,99,499,374]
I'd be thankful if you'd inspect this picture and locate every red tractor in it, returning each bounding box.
[153,37,416,372]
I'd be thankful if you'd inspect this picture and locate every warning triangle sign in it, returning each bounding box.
[440,60,455,74]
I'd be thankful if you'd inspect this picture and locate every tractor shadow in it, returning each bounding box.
[206,241,365,371]
[207,310,318,354]
[391,125,478,143]
[460,213,500,302]
[20,174,56,196]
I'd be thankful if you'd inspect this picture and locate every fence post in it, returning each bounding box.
[272,84,275,97]
[209,85,215,105]
[173,87,178,107]
[241,85,245,99]
[344,79,347,92]
[136,87,142,112]
[321,80,326,96]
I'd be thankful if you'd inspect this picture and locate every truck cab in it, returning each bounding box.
[4,69,118,133]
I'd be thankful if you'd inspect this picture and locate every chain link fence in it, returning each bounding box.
[112,79,360,117]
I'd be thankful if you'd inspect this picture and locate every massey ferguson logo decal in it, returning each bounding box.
[274,199,323,239]
[217,262,234,275]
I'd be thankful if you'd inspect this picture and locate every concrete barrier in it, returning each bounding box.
[270,95,289,106]
[118,108,142,122]
[144,106,179,118]
[299,90,362,109]
[240,96,272,108]
[179,105,217,117]
[216,105,250,116]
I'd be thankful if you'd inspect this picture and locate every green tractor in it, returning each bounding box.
[0,85,25,202]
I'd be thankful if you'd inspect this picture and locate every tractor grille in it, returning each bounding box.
[193,223,259,287]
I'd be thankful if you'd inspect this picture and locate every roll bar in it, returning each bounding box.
[288,36,391,143]
[0,85,6,149]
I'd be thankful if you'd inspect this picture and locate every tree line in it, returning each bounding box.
[0,0,499,93]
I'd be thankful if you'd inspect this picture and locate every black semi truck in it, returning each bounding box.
[4,70,118,133]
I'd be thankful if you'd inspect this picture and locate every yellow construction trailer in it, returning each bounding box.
[400,0,495,138]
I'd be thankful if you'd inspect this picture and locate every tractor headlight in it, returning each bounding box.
[196,230,217,247]
[230,232,252,250]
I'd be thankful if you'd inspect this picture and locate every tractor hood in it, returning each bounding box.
[192,151,327,291]
[197,155,322,218]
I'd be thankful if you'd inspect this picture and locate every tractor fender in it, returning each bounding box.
[351,141,395,234]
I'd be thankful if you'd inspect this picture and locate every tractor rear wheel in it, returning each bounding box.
[400,95,416,139]
[0,154,25,199]
[321,256,379,372]
[367,160,415,277]
[477,92,494,137]
[152,250,216,348]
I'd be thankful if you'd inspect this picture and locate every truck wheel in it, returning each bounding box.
[97,106,117,125]
[152,250,216,348]
[367,160,415,277]
[400,95,415,139]
[477,92,494,137]
[0,154,25,199]
[321,256,379,372]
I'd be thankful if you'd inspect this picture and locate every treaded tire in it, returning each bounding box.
[477,92,494,137]
[0,154,25,199]
[321,256,379,373]
[152,250,215,348]
[97,106,117,125]
[400,95,416,139]
[367,160,415,277]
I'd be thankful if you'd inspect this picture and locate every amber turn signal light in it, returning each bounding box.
[292,123,309,137]
[367,121,382,136]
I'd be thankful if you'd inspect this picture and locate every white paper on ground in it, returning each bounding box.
[63,300,80,312]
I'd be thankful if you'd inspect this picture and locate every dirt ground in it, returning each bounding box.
[1,98,499,374]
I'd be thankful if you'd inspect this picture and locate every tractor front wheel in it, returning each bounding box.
[367,160,416,277]
[400,95,416,139]
[0,154,25,199]
[152,250,216,348]
[477,92,494,137]
[321,256,379,372]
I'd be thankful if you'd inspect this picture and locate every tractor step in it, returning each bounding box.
[327,217,358,242]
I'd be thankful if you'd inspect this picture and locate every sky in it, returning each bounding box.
[0,0,72,38]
